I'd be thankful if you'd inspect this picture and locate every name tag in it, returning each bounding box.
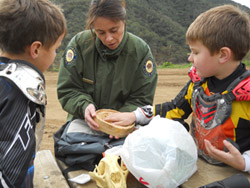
[82,77,94,85]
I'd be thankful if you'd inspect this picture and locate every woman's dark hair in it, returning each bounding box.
[86,0,126,31]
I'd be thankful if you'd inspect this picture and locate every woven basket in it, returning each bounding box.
[94,109,135,137]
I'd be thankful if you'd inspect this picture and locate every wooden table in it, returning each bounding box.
[34,150,250,188]
[34,150,69,188]
[56,159,146,188]
[56,157,250,188]
[182,158,250,187]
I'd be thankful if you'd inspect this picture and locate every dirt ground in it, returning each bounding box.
[40,68,191,154]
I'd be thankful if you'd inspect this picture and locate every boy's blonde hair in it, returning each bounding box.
[0,0,67,54]
[186,5,250,60]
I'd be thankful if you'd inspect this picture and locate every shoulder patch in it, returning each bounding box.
[65,47,77,65]
[143,58,154,76]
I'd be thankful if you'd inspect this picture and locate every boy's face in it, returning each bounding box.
[36,33,64,72]
[188,40,220,78]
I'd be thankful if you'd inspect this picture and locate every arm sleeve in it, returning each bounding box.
[134,105,154,125]
[119,45,158,112]
[0,170,11,188]
[243,151,250,172]
[154,80,193,120]
[57,36,94,120]
[134,81,192,125]
[0,78,36,187]
[134,80,193,126]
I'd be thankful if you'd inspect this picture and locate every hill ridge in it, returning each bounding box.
[54,0,250,65]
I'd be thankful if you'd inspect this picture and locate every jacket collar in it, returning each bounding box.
[95,29,128,61]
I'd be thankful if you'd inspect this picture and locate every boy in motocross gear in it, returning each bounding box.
[0,0,66,187]
[105,5,250,172]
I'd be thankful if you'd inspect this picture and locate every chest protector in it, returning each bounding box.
[188,66,250,164]
[0,60,46,151]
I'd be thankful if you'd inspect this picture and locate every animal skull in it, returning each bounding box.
[89,155,129,188]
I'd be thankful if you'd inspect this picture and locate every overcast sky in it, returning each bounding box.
[231,0,250,8]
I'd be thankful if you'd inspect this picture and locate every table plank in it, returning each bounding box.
[54,156,250,188]
[56,159,146,188]
[34,150,69,188]
[182,158,250,187]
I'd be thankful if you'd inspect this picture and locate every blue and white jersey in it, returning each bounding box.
[0,57,46,188]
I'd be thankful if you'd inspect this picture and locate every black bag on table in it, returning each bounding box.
[53,119,125,172]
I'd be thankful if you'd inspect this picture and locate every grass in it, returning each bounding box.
[244,61,250,67]
[158,60,250,69]
[157,62,191,69]
[48,60,250,71]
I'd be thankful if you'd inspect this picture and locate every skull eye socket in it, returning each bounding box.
[98,161,105,175]
[89,155,129,188]
[117,157,127,171]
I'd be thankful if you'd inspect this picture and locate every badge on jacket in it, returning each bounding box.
[65,47,77,65]
[143,58,154,76]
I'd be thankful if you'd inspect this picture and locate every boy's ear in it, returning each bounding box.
[29,41,42,59]
[219,47,231,64]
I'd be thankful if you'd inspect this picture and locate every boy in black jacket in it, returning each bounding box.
[0,0,66,187]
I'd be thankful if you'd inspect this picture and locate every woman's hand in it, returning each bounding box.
[84,104,99,130]
[104,112,136,126]
[205,139,245,171]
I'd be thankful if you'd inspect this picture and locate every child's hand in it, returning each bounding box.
[104,112,136,126]
[204,139,245,171]
[105,112,136,139]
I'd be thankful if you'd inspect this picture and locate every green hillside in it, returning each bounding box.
[52,0,250,68]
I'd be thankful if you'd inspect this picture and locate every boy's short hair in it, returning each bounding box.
[186,5,250,60]
[0,0,67,54]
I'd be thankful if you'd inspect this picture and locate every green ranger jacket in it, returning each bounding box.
[57,30,158,121]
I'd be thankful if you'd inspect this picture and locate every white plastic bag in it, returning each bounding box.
[120,117,198,188]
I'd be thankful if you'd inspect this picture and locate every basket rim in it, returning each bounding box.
[95,109,135,129]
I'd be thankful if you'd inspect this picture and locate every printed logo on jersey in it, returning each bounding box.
[65,47,77,65]
[195,97,217,128]
[3,114,33,158]
[143,58,154,76]
[141,105,153,119]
